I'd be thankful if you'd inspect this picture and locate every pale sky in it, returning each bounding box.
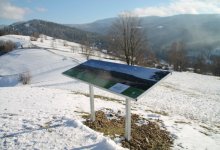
[0,0,220,25]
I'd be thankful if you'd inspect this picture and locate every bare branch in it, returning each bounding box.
[108,12,148,65]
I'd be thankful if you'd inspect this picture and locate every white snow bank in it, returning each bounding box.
[0,75,20,87]
[0,35,32,48]
[0,48,74,76]
[0,87,125,150]
[139,72,220,125]
[0,86,219,150]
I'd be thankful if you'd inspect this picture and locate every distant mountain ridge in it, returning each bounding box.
[69,14,220,56]
[0,25,6,29]
[1,19,104,46]
[1,14,220,56]
[67,18,115,35]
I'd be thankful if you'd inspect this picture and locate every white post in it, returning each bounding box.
[89,84,95,121]
[125,98,131,141]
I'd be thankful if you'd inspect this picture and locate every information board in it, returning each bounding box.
[63,59,170,100]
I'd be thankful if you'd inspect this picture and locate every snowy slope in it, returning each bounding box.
[0,35,32,48]
[0,87,124,150]
[0,35,220,150]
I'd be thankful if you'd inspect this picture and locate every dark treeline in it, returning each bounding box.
[1,19,219,76]
[164,41,220,76]
[107,38,220,76]
[0,19,107,49]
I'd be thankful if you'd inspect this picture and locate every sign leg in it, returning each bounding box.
[125,98,131,141]
[89,84,95,121]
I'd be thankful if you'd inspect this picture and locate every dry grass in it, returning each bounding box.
[19,72,31,85]
[200,125,213,131]
[72,91,123,104]
[216,125,220,129]
[174,121,191,124]
[0,40,15,52]
[74,110,90,119]
[84,110,173,150]
[146,109,169,116]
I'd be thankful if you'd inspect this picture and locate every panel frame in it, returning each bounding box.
[63,60,171,101]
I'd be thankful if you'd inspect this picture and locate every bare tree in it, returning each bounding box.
[211,56,220,76]
[81,35,92,60]
[80,44,85,53]
[51,39,55,48]
[84,45,92,60]
[40,36,44,43]
[39,34,44,43]
[193,52,206,73]
[71,46,75,53]
[136,49,157,67]
[30,32,39,41]
[168,41,187,71]
[109,12,147,65]
[63,40,68,47]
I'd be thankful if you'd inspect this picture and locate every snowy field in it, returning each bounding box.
[0,35,220,150]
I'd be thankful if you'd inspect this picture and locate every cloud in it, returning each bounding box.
[0,0,28,20]
[132,0,220,17]
[36,7,47,13]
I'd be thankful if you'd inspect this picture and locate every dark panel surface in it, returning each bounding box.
[63,59,170,100]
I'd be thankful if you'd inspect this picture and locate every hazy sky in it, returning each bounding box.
[0,0,220,25]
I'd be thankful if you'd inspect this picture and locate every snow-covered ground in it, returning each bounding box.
[0,35,220,150]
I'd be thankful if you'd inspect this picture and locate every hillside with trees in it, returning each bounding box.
[70,14,220,57]
[0,19,105,48]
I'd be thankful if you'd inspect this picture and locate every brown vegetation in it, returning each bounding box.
[19,72,31,85]
[0,40,16,53]
[30,32,40,41]
[168,41,187,71]
[211,56,220,76]
[84,110,173,150]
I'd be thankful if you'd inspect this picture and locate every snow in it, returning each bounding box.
[139,72,220,124]
[0,48,71,75]
[0,34,220,149]
[0,87,124,150]
[0,35,32,48]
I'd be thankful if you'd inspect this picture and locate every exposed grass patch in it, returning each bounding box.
[161,84,178,91]
[84,110,173,150]
[199,125,213,131]
[2,113,18,116]
[74,110,90,119]
[43,121,53,132]
[199,124,219,134]
[216,125,220,129]
[174,121,191,124]
[71,91,124,104]
[199,131,210,136]
[146,109,169,116]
